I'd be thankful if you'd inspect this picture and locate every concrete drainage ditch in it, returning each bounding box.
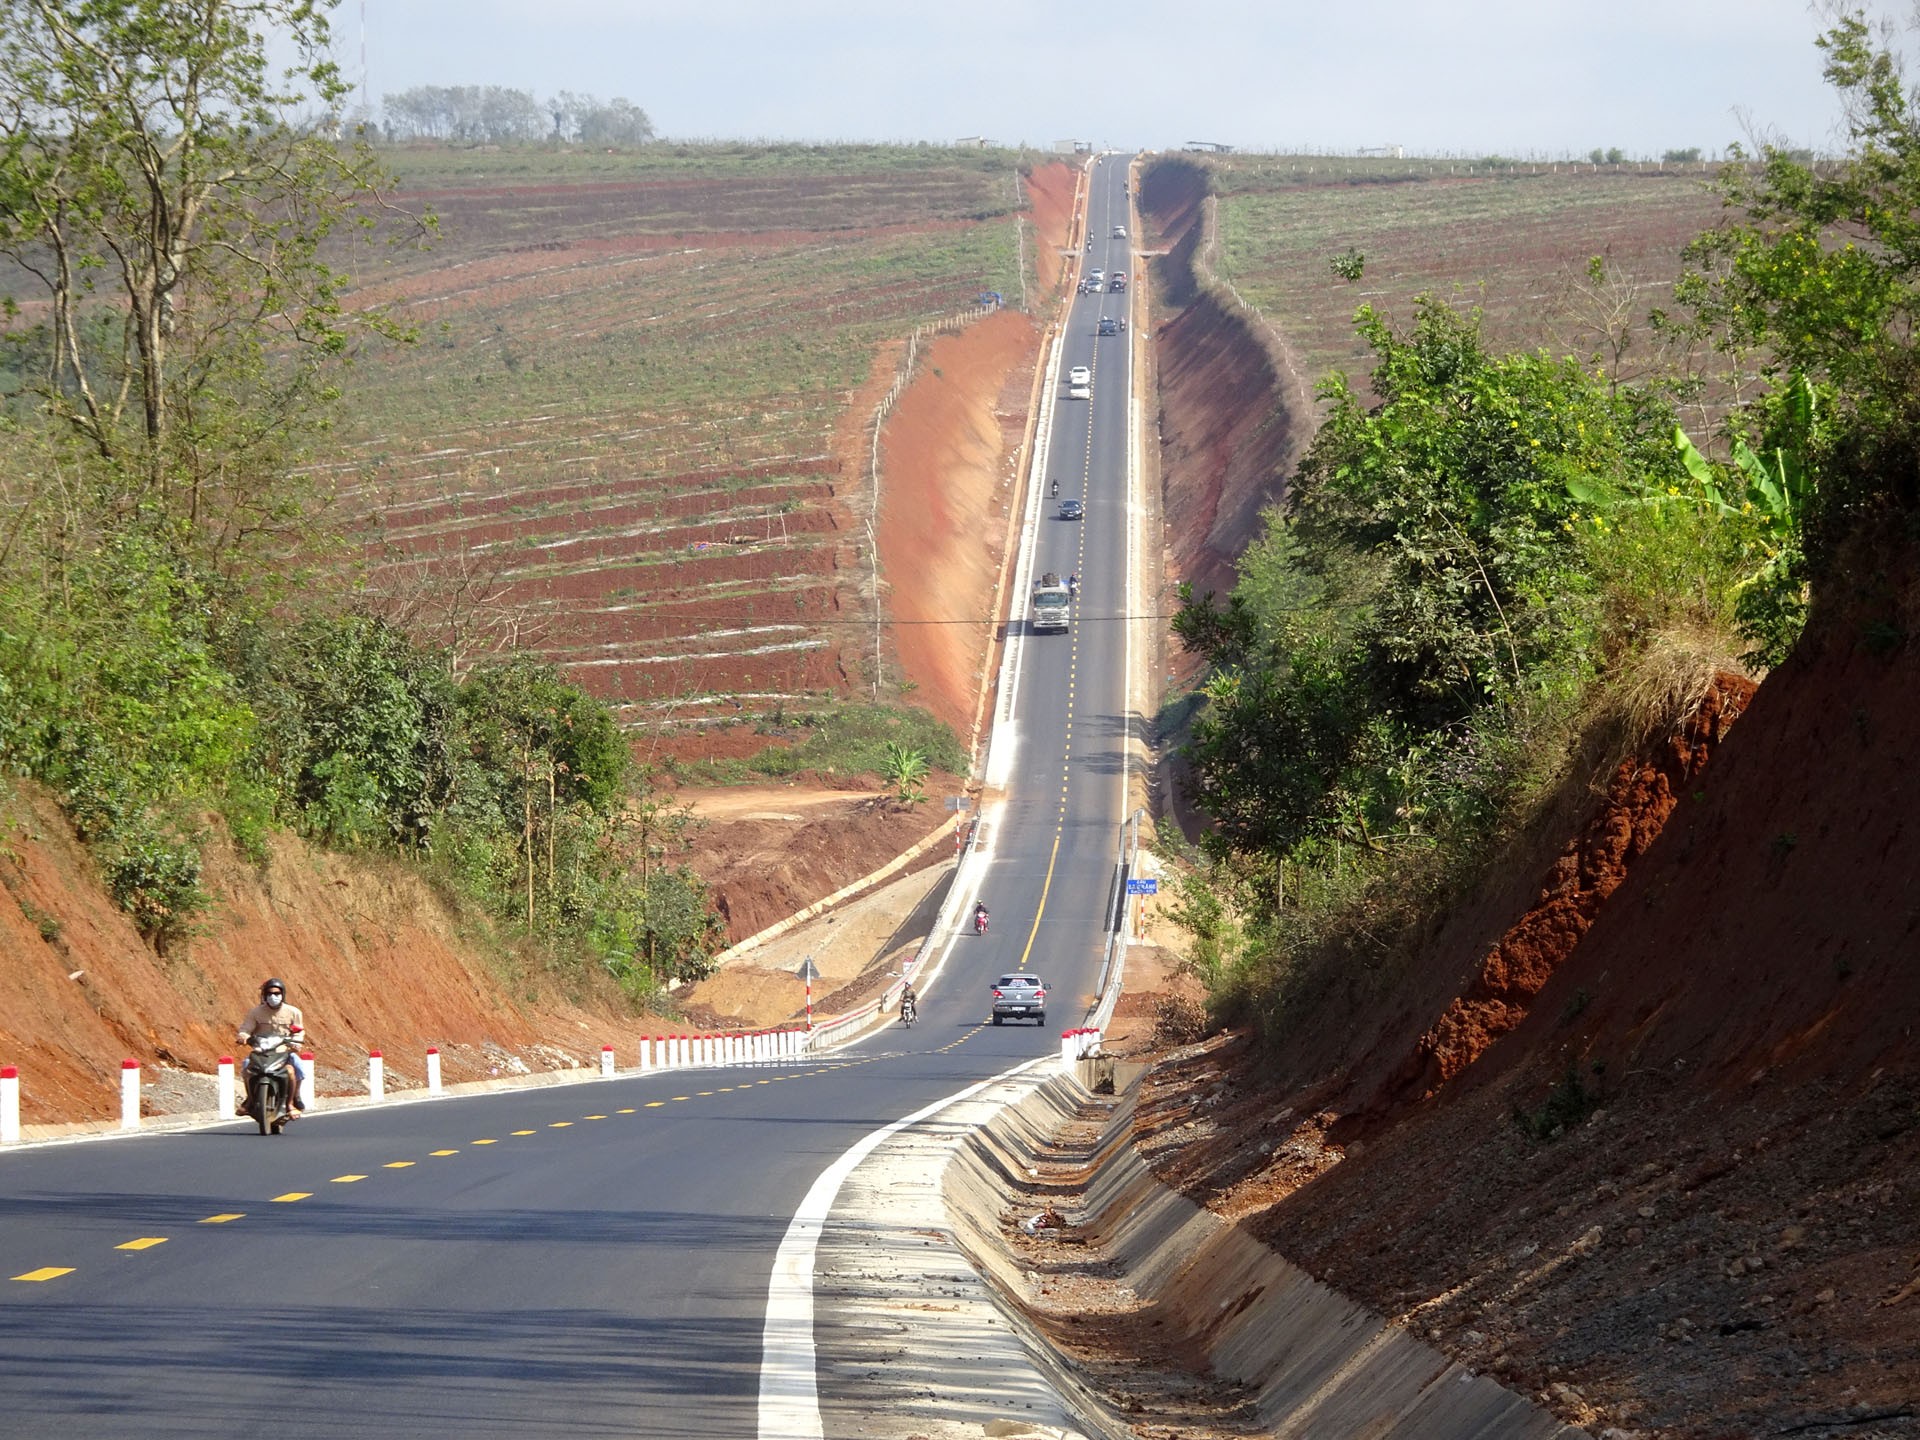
[816,1060,1591,1439]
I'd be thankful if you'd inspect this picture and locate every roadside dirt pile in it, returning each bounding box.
[1126,577,1920,1436]
[1137,157,1302,605]
[875,307,1040,743]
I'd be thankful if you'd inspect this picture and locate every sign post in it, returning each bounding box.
[1125,876,1159,939]
[796,956,820,1032]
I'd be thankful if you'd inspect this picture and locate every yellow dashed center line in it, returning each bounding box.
[615,1108,636,1114]
[511,1129,536,1136]
[645,1101,665,1108]
[548,1122,572,1128]
[270,1192,310,1203]
[471,1139,497,1145]
[331,1175,366,1184]
[201,1213,244,1224]
[429,1149,459,1157]
[12,1267,73,1283]
[115,1238,167,1251]
[583,1114,607,1120]
[383,1162,414,1170]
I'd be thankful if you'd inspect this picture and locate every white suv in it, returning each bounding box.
[1067,365,1091,386]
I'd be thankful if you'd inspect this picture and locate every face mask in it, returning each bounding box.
[265,994,283,1009]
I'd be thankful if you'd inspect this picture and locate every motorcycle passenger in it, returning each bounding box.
[236,978,307,1117]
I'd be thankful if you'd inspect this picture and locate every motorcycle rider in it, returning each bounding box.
[1067,572,1080,596]
[236,978,307,1118]
[973,900,989,934]
[900,981,918,1026]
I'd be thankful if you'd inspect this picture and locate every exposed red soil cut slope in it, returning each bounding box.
[876,308,1041,740]
[0,789,630,1125]
[1369,673,1756,1121]
[1130,575,1920,1436]
[1138,160,1298,608]
[1024,160,1080,299]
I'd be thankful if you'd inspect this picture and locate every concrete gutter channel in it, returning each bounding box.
[820,1062,1591,1440]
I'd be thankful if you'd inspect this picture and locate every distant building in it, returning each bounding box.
[954,136,991,149]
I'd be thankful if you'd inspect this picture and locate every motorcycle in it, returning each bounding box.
[973,908,989,936]
[900,994,918,1027]
[242,1032,301,1136]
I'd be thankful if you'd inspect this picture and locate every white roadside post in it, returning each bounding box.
[426,1046,442,1095]
[1,1065,19,1145]
[600,1044,615,1079]
[120,1058,140,1130]
[638,1037,652,1073]
[216,1055,235,1117]
[368,1050,385,1102]
[298,1051,316,1111]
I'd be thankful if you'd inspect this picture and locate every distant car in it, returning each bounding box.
[1068,384,1091,400]
[1097,317,1117,336]
[1087,269,1105,286]
[991,974,1048,1025]
[1059,498,1085,520]
[1112,224,1127,238]
[1067,365,1091,386]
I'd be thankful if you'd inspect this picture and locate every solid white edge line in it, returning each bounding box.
[756,1058,1048,1440]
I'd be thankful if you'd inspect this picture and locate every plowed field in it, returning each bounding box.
[322,147,1051,731]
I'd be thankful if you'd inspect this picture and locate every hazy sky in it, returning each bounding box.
[347,1,1909,155]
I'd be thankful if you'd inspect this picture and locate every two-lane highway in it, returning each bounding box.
[0,154,1145,1439]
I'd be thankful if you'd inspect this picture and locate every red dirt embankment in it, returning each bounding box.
[1024,160,1080,300]
[876,307,1040,741]
[0,788,627,1125]
[1137,157,1300,607]
[1134,573,1920,1435]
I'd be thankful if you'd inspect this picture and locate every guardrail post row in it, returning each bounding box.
[426,1046,442,1095]
[368,1050,385,1102]
[600,1044,615,1079]
[216,1056,235,1118]
[1,1065,19,1145]
[298,1052,316,1111]
[120,1058,140,1130]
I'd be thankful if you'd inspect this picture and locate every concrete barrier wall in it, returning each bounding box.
[945,1071,1590,1440]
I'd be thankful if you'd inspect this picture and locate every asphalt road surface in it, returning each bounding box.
[0,155,1143,1440]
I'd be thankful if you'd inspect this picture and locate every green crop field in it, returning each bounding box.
[317,144,1038,729]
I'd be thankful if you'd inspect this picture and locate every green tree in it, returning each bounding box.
[1679,11,1920,555]
[0,0,422,568]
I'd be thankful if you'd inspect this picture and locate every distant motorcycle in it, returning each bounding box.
[973,906,990,936]
[900,994,918,1027]
[242,1033,300,1136]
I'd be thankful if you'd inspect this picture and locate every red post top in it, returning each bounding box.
[369,1049,382,1059]
[601,1044,613,1052]
[1,1065,16,1079]
[218,1055,233,1066]
[300,1052,314,1061]
[427,1046,439,1055]
[121,1058,139,1069]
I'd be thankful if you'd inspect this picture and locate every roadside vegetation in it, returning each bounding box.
[0,0,723,995]
[1167,12,1907,1057]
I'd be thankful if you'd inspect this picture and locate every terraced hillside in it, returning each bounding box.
[324,145,1038,732]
